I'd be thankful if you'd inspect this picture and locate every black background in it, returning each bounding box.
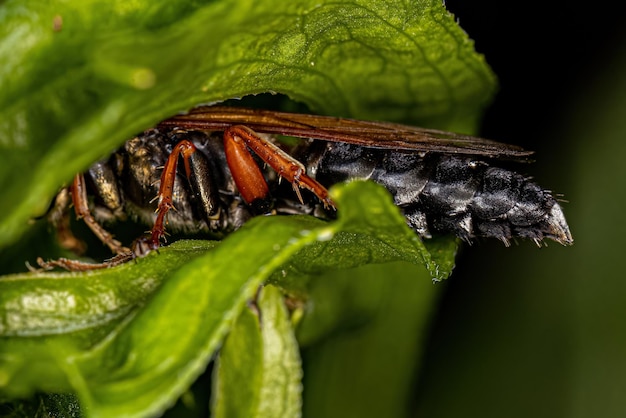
[444,2,624,149]
[415,2,626,416]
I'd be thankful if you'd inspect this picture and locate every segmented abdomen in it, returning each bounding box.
[308,142,572,245]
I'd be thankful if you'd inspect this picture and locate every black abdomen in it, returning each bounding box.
[308,142,572,245]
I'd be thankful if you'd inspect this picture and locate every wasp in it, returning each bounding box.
[38,106,572,270]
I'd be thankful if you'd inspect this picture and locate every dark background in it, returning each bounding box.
[415,3,626,417]
[444,2,624,150]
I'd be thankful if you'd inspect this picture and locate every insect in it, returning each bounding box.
[38,106,572,270]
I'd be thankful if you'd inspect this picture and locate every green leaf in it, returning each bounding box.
[0,0,494,251]
[212,304,264,418]
[0,241,213,338]
[213,285,302,418]
[0,1,495,417]
[0,181,456,418]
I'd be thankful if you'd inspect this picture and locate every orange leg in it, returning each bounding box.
[223,125,334,208]
[150,127,334,248]
[150,139,197,246]
[223,127,270,204]
[34,252,135,272]
[71,174,130,255]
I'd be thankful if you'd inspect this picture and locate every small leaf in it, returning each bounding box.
[256,286,302,418]
[212,304,264,418]
[213,285,302,418]
[274,181,458,284]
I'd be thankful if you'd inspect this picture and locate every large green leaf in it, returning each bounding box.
[0,0,494,250]
[0,181,457,418]
[0,0,495,417]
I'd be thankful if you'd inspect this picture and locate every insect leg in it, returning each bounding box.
[71,174,130,254]
[222,126,271,211]
[48,186,87,254]
[150,139,197,247]
[35,252,136,271]
[223,125,334,208]
[86,160,126,222]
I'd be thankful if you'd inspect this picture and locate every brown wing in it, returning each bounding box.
[158,106,533,160]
